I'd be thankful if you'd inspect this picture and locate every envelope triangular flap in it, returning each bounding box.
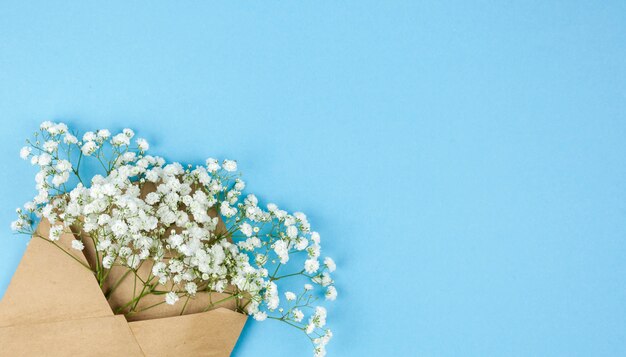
[0,315,145,357]
[129,307,248,357]
[0,219,114,328]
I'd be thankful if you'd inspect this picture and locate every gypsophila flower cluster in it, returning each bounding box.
[13,121,337,356]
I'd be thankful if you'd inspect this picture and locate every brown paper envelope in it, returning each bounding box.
[0,315,145,357]
[0,219,248,356]
[129,307,247,357]
[0,219,113,327]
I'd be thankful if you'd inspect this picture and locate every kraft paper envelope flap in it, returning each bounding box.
[0,315,144,357]
[129,307,247,357]
[0,219,114,327]
[0,219,145,356]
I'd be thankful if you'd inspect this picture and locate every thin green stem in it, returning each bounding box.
[202,294,238,312]
[180,296,190,315]
[271,269,305,281]
[105,268,133,299]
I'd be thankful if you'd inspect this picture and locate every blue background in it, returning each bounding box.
[1,1,625,356]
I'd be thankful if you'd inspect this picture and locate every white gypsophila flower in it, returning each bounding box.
[51,171,70,187]
[56,159,72,172]
[63,133,78,144]
[273,239,289,264]
[255,253,267,266]
[24,201,36,211]
[47,124,61,134]
[40,121,54,130]
[11,220,23,231]
[293,308,304,322]
[309,306,327,328]
[264,282,279,310]
[53,123,68,134]
[102,256,114,269]
[43,140,58,153]
[83,131,96,142]
[306,323,315,334]
[35,171,46,185]
[274,209,287,220]
[81,141,97,155]
[316,329,333,346]
[19,147,31,160]
[314,346,326,357]
[96,238,111,251]
[220,201,237,217]
[37,153,52,166]
[286,225,298,239]
[165,292,179,305]
[316,330,333,353]
[295,237,308,251]
[285,291,296,301]
[71,239,85,251]
[111,133,130,146]
[127,255,140,269]
[49,225,63,241]
[325,286,337,301]
[244,193,258,206]
[34,189,49,204]
[234,179,245,191]
[253,311,267,321]
[222,159,237,172]
[312,272,333,287]
[110,220,128,237]
[185,282,198,295]
[136,138,149,151]
[206,158,220,172]
[144,192,160,205]
[307,244,321,259]
[97,129,111,139]
[245,301,260,315]
[240,222,253,237]
[304,258,320,274]
[123,128,134,138]
[304,283,313,291]
[324,257,336,272]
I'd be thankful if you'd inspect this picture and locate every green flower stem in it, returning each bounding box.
[202,294,238,312]
[267,316,304,330]
[179,296,190,315]
[270,262,282,280]
[130,272,153,312]
[271,269,305,281]
[114,283,155,314]
[127,300,166,316]
[105,268,133,299]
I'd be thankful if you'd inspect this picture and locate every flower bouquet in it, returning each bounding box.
[1,122,336,356]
